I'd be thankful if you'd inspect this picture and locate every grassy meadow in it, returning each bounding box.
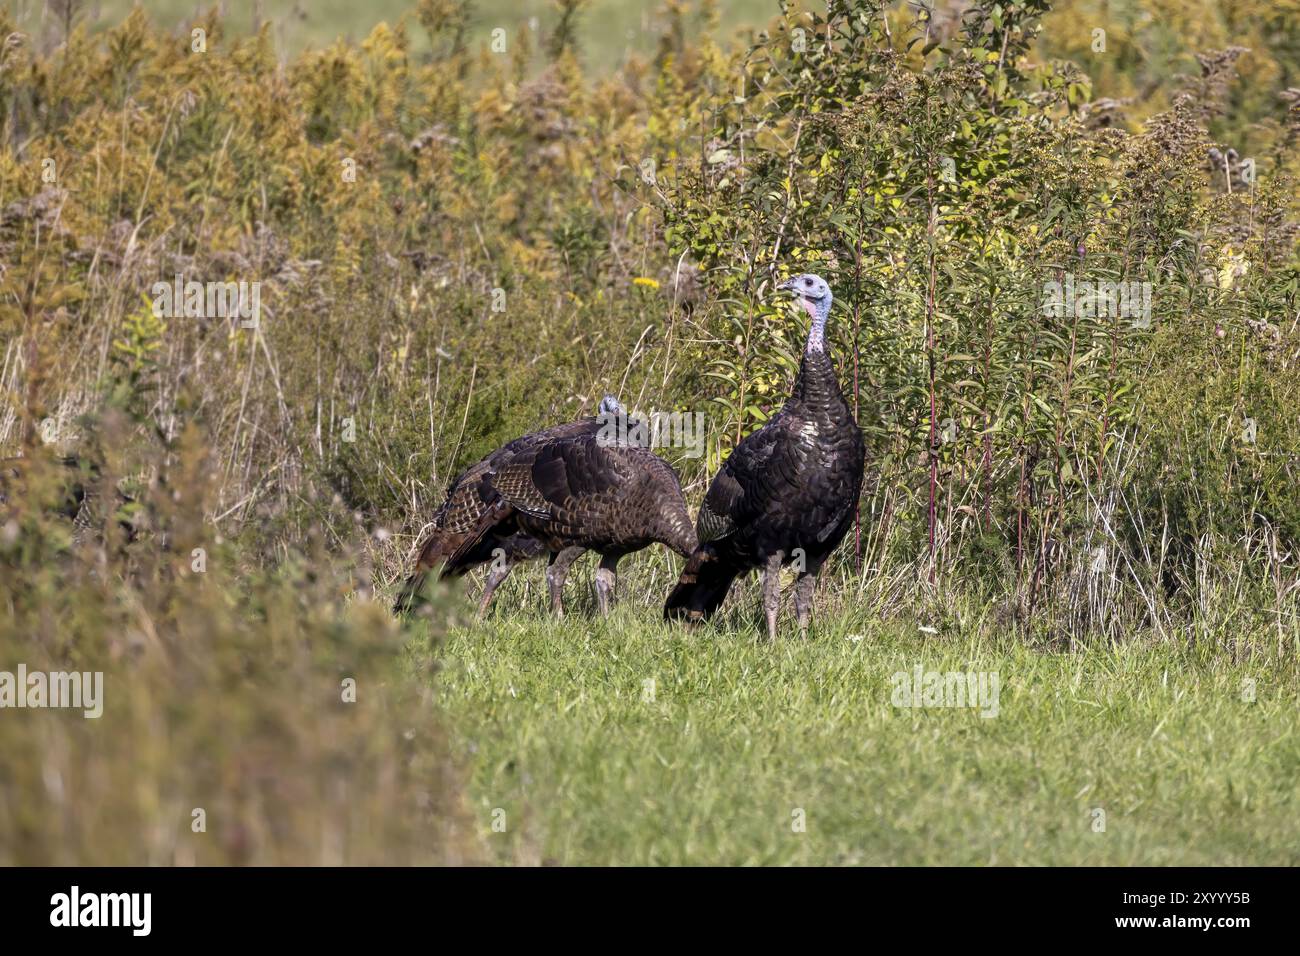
[415,579,1299,866]
[2,0,1298,865]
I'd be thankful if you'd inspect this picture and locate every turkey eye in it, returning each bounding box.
[803,278,812,286]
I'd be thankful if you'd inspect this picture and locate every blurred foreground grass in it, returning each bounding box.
[0,432,479,865]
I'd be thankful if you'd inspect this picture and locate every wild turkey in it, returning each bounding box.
[664,273,864,639]
[441,429,697,617]
[0,453,138,543]
[395,395,633,615]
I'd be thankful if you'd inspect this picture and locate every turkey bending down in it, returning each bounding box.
[664,273,864,639]
[440,425,697,617]
[395,395,631,616]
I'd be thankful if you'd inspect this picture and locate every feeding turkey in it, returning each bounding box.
[438,425,696,618]
[396,395,638,616]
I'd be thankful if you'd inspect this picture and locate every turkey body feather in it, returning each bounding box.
[395,398,623,615]
[397,397,694,618]
[665,273,864,638]
[445,432,696,616]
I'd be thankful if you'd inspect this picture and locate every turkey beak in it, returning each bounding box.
[776,278,797,293]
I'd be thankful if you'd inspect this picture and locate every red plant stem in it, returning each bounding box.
[982,279,994,529]
[852,223,864,572]
[926,176,938,585]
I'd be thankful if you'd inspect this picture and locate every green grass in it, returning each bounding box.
[415,596,1300,865]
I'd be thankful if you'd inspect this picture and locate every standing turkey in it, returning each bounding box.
[395,395,632,616]
[441,427,697,617]
[664,273,864,639]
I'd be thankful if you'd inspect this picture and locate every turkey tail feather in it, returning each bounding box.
[441,500,516,576]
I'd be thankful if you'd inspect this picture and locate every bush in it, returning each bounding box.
[1,0,1297,659]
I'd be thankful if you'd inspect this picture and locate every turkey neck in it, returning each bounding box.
[657,500,698,557]
[802,293,830,353]
[791,296,851,419]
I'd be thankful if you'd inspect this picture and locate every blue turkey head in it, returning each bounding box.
[595,393,649,448]
[778,273,833,352]
[777,273,832,306]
